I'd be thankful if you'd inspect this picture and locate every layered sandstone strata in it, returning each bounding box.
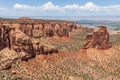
[82,26,112,49]
[0,25,58,61]
[0,18,93,61]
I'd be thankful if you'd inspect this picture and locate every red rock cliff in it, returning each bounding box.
[82,26,112,49]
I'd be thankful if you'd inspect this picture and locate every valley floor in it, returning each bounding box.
[0,46,120,80]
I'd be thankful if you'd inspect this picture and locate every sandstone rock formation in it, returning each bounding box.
[0,24,58,61]
[0,19,77,38]
[0,48,19,70]
[0,39,7,51]
[0,25,15,49]
[0,18,76,61]
[82,26,112,49]
[0,18,95,70]
[18,22,76,38]
[4,31,57,57]
[0,17,93,62]
[0,18,94,38]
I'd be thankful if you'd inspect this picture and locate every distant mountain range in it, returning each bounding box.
[1,16,120,21]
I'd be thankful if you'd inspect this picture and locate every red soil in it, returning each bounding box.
[52,36,74,42]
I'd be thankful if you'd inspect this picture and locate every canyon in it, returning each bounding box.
[0,17,93,63]
[0,17,119,80]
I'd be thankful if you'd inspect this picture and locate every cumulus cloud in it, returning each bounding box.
[63,2,120,11]
[63,2,99,11]
[63,4,80,10]
[41,2,61,11]
[80,2,99,11]
[13,2,62,11]
[80,2,120,11]
[13,3,35,10]
[12,2,120,12]
[0,1,117,16]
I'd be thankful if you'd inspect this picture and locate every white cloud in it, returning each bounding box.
[0,7,7,11]
[13,2,62,11]
[13,3,35,10]
[63,2,120,11]
[63,2,99,11]
[41,2,61,11]
[63,4,80,10]
[79,2,99,11]
[0,1,118,16]
[12,2,120,11]
[84,2,97,8]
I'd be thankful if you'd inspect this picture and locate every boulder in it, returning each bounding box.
[0,48,19,70]
[82,26,112,49]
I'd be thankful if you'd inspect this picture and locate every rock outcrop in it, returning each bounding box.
[0,18,93,62]
[82,26,112,49]
[0,18,77,38]
[18,22,76,38]
[0,18,76,61]
[0,18,93,38]
[0,39,7,51]
[0,48,19,70]
[0,25,58,61]
[0,25,15,49]
[0,18,95,70]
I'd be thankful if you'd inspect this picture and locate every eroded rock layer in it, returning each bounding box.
[0,18,93,62]
[0,18,77,38]
[82,26,112,49]
[0,25,58,61]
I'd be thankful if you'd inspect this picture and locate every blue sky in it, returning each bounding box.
[0,0,120,17]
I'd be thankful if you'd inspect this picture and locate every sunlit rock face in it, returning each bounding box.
[82,26,112,50]
[18,22,76,38]
[0,26,58,60]
[0,18,94,61]
[0,25,58,61]
[0,18,77,61]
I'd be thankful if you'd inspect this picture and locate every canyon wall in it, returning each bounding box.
[0,18,93,61]
[0,20,77,38]
[0,18,78,61]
